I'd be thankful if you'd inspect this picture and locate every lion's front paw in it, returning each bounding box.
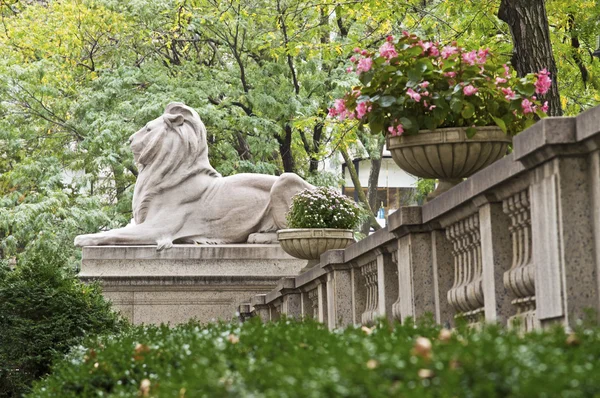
[74,234,96,247]
[156,237,173,251]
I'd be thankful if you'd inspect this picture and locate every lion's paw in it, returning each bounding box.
[247,232,278,244]
[156,238,173,251]
[74,234,95,247]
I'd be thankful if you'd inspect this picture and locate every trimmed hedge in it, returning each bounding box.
[31,317,600,397]
[0,257,126,398]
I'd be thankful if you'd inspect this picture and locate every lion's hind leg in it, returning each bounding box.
[268,173,315,229]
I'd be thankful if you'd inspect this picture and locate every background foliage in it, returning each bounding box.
[1,0,600,265]
[0,256,126,398]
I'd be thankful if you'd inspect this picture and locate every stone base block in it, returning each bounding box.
[79,244,305,325]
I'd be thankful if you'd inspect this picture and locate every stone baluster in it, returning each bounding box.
[307,288,319,319]
[446,214,485,324]
[502,190,538,330]
[360,260,378,325]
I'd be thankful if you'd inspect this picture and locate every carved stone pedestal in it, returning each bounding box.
[79,244,305,325]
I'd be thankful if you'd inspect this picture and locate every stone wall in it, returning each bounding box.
[249,106,600,331]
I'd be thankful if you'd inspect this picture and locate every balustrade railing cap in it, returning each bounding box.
[513,117,577,163]
[320,249,345,266]
[344,227,395,263]
[388,206,436,237]
[275,277,296,292]
[576,105,600,142]
[251,294,267,306]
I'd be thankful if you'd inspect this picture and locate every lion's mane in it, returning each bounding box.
[132,103,220,224]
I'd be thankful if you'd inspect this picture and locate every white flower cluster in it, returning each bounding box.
[286,187,361,229]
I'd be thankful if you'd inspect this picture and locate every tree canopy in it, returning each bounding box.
[1,0,599,264]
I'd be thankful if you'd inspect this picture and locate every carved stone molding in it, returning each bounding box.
[502,190,538,331]
[446,214,484,324]
[360,260,378,325]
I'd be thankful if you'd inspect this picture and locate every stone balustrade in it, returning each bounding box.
[249,106,600,331]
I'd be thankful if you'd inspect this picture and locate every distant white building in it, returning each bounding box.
[322,145,418,221]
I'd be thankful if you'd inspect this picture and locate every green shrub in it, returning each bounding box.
[286,187,361,229]
[0,255,127,398]
[30,317,600,397]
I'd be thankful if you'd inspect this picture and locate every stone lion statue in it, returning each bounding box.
[74,102,313,249]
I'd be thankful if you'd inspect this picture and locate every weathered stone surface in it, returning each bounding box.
[81,244,305,325]
[387,126,511,198]
[250,105,600,331]
[75,102,313,249]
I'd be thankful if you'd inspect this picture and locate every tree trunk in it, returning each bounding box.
[277,124,295,173]
[340,146,381,231]
[361,139,384,235]
[498,0,563,116]
[309,122,323,173]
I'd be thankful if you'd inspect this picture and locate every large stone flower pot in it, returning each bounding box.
[277,228,355,263]
[386,126,511,199]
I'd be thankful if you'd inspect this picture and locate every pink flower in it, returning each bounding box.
[353,47,361,53]
[328,99,349,120]
[535,68,552,95]
[406,88,421,102]
[419,41,433,53]
[355,101,372,119]
[443,71,456,78]
[429,104,436,111]
[379,42,398,60]
[462,50,477,66]
[521,98,535,114]
[402,30,410,37]
[441,46,458,59]
[361,50,368,56]
[350,56,357,63]
[463,85,478,96]
[476,48,490,64]
[429,46,439,57]
[356,57,373,73]
[541,101,549,113]
[495,77,507,84]
[386,35,394,42]
[502,87,516,101]
[420,81,430,88]
[387,124,404,136]
[503,64,510,77]
[346,67,353,73]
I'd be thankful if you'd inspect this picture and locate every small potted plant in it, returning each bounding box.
[329,32,551,199]
[277,187,360,266]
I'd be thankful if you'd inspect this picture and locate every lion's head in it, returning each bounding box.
[130,102,220,224]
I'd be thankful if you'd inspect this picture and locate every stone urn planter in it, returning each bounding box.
[386,126,511,199]
[277,228,355,264]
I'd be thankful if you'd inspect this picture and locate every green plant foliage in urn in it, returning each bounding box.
[278,187,360,263]
[329,32,551,136]
[286,187,361,229]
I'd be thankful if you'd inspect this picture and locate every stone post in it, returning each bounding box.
[516,116,600,327]
[321,250,354,329]
[388,207,438,323]
[474,195,515,325]
[251,294,271,322]
[279,278,302,320]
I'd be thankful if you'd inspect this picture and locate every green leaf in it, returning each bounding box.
[516,82,535,97]
[408,67,423,83]
[466,127,477,138]
[399,117,413,130]
[491,115,507,134]
[461,102,475,119]
[359,71,374,85]
[378,96,396,107]
[450,98,463,113]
